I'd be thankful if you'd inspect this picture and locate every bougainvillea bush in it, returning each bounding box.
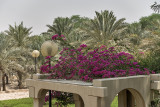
[40,34,155,106]
[41,45,154,82]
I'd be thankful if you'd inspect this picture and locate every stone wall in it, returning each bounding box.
[26,74,160,107]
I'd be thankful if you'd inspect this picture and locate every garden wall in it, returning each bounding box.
[26,74,160,107]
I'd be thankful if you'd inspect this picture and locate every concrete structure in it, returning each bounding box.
[26,74,160,107]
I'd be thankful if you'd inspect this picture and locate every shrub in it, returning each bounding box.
[41,45,153,82]
[137,51,160,73]
[40,34,155,106]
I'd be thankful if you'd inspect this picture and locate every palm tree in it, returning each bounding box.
[138,19,160,51]
[5,22,32,47]
[28,35,46,67]
[47,17,73,37]
[46,16,90,48]
[68,15,90,43]
[0,33,17,91]
[8,61,27,89]
[5,22,33,89]
[82,10,127,45]
[0,33,10,91]
[151,2,160,13]
[126,23,144,45]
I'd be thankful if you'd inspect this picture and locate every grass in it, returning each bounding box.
[0,98,33,107]
[0,96,118,107]
[111,96,118,107]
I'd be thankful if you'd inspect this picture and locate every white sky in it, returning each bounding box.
[0,0,155,35]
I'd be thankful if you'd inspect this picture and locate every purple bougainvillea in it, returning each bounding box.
[41,44,154,82]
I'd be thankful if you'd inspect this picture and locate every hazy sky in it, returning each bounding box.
[0,0,155,35]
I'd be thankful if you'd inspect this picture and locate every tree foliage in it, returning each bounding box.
[151,2,160,13]
[82,10,127,44]
[5,22,32,47]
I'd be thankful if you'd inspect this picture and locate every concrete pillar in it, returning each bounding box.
[30,88,48,107]
[118,90,127,107]
[73,94,84,107]
[33,98,43,107]
[150,90,159,101]
[100,97,108,107]
[84,96,101,107]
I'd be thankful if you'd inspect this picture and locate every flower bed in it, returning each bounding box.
[41,44,154,82]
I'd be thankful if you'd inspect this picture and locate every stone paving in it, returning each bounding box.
[0,89,29,100]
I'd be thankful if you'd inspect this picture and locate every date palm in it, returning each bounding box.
[5,22,32,48]
[5,22,32,89]
[82,10,127,45]
[28,35,46,66]
[0,33,9,91]
[151,2,160,13]
[46,16,89,48]
[0,33,18,91]
[126,23,144,45]
[47,17,73,38]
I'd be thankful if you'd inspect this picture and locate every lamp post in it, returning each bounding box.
[31,50,40,78]
[41,40,58,107]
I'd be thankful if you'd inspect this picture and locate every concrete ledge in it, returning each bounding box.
[93,75,149,87]
[88,86,107,97]
[26,79,92,86]
[33,74,50,80]
[151,81,160,90]
[150,73,160,81]
[26,79,107,98]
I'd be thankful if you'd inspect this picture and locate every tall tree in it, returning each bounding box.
[0,33,18,91]
[126,23,144,45]
[82,10,127,45]
[28,35,46,66]
[46,16,90,47]
[5,22,32,47]
[5,22,32,89]
[139,14,160,29]
[151,2,160,13]
[0,33,9,91]
[46,17,73,37]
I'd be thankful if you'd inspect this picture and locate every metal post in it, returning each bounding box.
[49,90,52,107]
[35,57,37,74]
[49,58,52,107]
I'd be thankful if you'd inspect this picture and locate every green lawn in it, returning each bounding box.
[0,96,118,107]
[111,96,118,107]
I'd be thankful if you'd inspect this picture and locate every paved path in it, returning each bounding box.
[0,89,29,100]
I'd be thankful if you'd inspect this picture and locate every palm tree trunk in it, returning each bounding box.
[0,74,1,91]
[0,81,1,91]
[17,71,23,89]
[5,74,9,84]
[2,73,6,91]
